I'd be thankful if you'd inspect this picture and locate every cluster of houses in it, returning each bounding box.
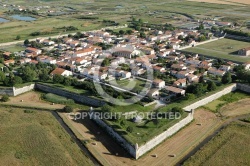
[2,28,250,102]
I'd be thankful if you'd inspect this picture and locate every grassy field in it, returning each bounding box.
[203,91,250,112]
[0,0,249,43]
[187,0,249,6]
[184,121,250,166]
[0,106,93,166]
[184,38,250,62]
[109,78,147,92]
[0,44,25,52]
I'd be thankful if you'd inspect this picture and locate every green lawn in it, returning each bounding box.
[0,44,25,52]
[184,38,250,62]
[184,122,250,166]
[105,111,188,145]
[109,78,147,92]
[0,106,93,166]
[203,100,225,111]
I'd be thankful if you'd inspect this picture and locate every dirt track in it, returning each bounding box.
[61,109,222,166]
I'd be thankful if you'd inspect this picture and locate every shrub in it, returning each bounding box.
[63,106,73,113]
[1,95,9,102]
[126,126,133,133]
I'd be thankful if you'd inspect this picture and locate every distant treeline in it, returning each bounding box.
[224,29,250,37]
[78,16,99,20]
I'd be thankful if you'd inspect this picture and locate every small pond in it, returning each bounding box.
[0,17,9,22]
[10,15,36,21]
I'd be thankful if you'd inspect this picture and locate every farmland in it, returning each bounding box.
[0,106,93,166]
[0,0,249,42]
[188,0,250,6]
[184,38,250,62]
[183,121,250,166]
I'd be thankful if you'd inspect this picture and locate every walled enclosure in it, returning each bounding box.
[0,84,35,96]
[92,83,250,159]
[0,83,249,159]
[35,83,106,107]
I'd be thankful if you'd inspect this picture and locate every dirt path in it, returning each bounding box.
[61,109,222,166]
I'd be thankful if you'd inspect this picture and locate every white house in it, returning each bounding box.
[153,79,165,89]
[50,68,73,76]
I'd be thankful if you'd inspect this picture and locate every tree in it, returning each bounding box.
[24,39,29,46]
[171,107,183,114]
[178,35,184,40]
[1,95,9,102]
[119,30,125,35]
[199,76,204,83]
[139,32,146,38]
[53,74,64,84]
[13,76,23,85]
[198,35,206,42]
[207,81,217,91]
[126,126,133,133]
[39,73,50,82]
[63,106,73,113]
[101,58,110,67]
[221,72,232,84]
[0,71,6,82]
[15,35,21,40]
[185,93,196,100]
[22,66,36,82]
[63,77,72,86]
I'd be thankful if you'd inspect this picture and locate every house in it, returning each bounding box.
[238,47,250,57]
[131,67,146,76]
[73,47,95,57]
[25,47,42,55]
[4,59,15,66]
[3,52,12,59]
[88,71,108,81]
[208,67,225,76]
[219,65,231,71]
[37,55,56,64]
[147,88,159,98]
[171,63,187,71]
[153,66,166,73]
[120,71,132,79]
[243,62,250,70]
[50,68,73,76]
[140,47,155,55]
[187,74,198,82]
[216,21,231,26]
[185,59,201,66]
[165,86,185,96]
[173,78,187,88]
[153,79,165,89]
[176,71,189,79]
[43,40,55,46]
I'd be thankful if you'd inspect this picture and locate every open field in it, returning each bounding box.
[0,0,250,43]
[187,0,250,6]
[220,98,250,117]
[184,38,250,62]
[183,121,250,166]
[0,106,93,166]
[203,91,250,113]
[60,109,223,166]
[3,91,64,110]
